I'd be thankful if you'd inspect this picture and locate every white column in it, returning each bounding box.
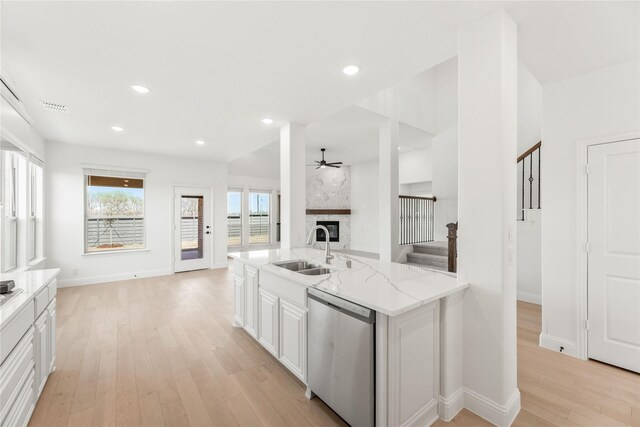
[379,119,400,262]
[458,10,519,425]
[280,123,306,249]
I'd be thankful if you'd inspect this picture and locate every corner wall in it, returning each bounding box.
[541,58,640,354]
[45,141,229,286]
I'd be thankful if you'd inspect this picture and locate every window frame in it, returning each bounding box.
[248,190,272,246]
[83,169,147,254]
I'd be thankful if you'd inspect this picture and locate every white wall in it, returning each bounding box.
[228,174,279,190]
[399,143,433,184]
[432,127,458,241]
[45,141,228,286]
[541,58,640,354]
[351,160,379,253]
[518,61,543,155]
[517,210,542,304]
[400,181,432,196]
[357,68,437,135]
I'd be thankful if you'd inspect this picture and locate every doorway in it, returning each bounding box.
[584,136,640,372]
[174,186,212,272]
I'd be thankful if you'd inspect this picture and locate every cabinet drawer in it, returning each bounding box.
[0,326,34,424]
[0,300,35,364]
[259,271,307,308]
[34,287,49,318]
[48,279,57,302]
[1,368,35,427]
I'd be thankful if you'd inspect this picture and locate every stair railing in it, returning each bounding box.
[399,195,436,245]
[446,222,458,273]
[517,141,542,220]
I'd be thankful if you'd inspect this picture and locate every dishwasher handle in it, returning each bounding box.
[308,288,375,324]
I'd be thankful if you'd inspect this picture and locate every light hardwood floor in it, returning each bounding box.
[29,269,639,427]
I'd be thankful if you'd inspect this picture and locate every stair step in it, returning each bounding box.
[406,252,448,269]
[405,262,449,272]
[413,241,448,256]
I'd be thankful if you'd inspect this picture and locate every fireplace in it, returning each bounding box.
[316,221,339,242]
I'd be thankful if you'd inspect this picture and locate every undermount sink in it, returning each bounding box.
[297,268,332,276]
[272,260,331,276]
[273,260,320,272]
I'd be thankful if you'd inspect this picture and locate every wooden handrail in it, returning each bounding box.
[399,195,437,202]
[517,141,542,163]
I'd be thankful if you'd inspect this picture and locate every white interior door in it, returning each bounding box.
[174,186,212,273]
[587,138,640,372]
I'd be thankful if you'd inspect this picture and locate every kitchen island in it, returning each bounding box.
[0,269,60,427]
[229,248,467,427]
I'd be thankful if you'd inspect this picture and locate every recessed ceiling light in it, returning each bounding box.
[397,147,401,150]
[261,118,274,124]
[111,126,124,132]
[131,85,150,94]
[124,184,129,187]
[195,140,205,145]
[342,65,360,76]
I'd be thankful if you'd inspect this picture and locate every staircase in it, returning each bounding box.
[406,241,448,271]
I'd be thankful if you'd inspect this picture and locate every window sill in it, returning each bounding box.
[27,257,47,268]
[82,248,150,256]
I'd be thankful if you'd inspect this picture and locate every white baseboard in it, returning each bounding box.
[439,387,465,421]
[464,387,521,427]
[516,291,541,305]
[539,333,579,358]
[57,268,172,288]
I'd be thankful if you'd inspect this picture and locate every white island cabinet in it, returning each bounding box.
[0,269,60,427]
[229,248,467,427]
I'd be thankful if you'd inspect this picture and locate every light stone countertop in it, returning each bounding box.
[0,269,60,329]
[228,248,467,317]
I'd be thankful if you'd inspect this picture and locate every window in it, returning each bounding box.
[1,151,19,272]
[249,192,270,245]
[85,172,145,252]
[227,191,242,246]
[28,157,43,261]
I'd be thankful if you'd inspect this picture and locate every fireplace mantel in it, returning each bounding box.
[306,209,351,215]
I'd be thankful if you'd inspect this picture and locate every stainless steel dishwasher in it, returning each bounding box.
[307,287,375,427]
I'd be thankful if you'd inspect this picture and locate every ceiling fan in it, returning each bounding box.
[312,148,342,169]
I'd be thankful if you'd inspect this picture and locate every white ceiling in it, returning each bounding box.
[2,2,638,163]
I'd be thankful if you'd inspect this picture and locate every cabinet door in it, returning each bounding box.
[34,312,48,397]
[48,299,56,373]
[233,276,245,327]
[258,289,279,357]
[279,300,307,382]
[244,266,259,338]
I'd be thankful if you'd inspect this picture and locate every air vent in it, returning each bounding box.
[40,100,69,113]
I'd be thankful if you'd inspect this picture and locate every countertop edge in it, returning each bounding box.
[0,269,61,330]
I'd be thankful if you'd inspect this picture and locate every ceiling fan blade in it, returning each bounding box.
[314,160,321,164]
[316,166,321,169]
[326,161,343,165]
[327,164,341,168]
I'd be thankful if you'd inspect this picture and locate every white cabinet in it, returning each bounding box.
[279,300,307,382]
[47,299,56,374]
[385,301,440,427]
[244,266,259,338]
[258,288,279,357]
[233,275,245,327]
[34,312,48,397]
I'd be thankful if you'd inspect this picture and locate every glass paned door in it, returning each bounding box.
[180,195,203,260]
[174,187,211,272]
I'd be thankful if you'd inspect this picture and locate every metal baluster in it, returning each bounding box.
[521,161,525,220]
[529,153,534,209]
[538,148,541,209]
